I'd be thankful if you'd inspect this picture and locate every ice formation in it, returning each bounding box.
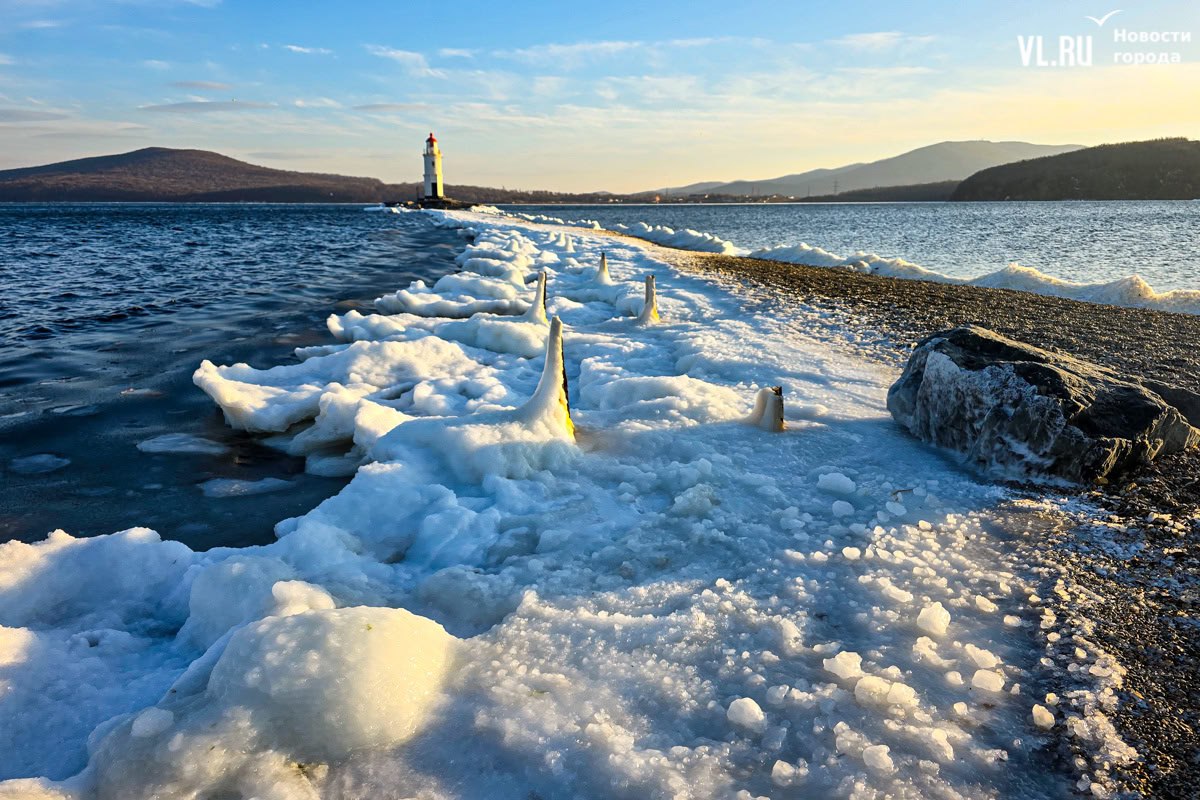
[0,209,1135,799]
[596,214,1200,315]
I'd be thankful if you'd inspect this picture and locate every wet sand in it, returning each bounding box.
[657,248,1200,798]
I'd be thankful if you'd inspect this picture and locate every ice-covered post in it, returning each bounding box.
[747,386,786,432]
[596,252,614,286]
[523,271,549,325]
[637,274,660,324]
[518,316,574,440]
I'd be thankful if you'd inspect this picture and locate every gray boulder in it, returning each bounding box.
[887,326,1200,483]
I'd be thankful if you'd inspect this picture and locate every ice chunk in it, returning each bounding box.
[963,643,1001,669]
[831,500,855,517]
[863,744,895,774]
[916,602,951,637]
[136,434,228,456]
[198,477,293,498]
[1032,704,1055,729]
[971,669,1005,692]
[817,472,856,495]
[823,651,864,681]
[726,697,766,733]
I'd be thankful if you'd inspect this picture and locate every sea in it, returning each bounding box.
[1,200,1196,549]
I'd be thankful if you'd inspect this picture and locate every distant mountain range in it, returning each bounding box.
[951,138,1200,201]
[657,141,1084,197]
[1,139,1195,204]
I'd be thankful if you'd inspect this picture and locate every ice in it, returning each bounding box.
[727,697,767,733]
[917,601,952,637]
[198,477,293,498]
[817,471,856,495]
[971,669,1006,692]
[7,455,70,475]
[823,650,864,680]
[135,434,228,456]
[0,208,1127,798]
[1032,704,1055,729]
[863,744,896,774]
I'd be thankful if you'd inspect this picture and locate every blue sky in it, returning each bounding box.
[1,0,1198,191]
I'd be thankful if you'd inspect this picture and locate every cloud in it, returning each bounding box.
[284,44,332,55]
[0,108,69,122]
[364,45,444,77]
[496,40,642,65]
[140,100,274,113]
[170,80,232,90]
[19,19,63,30]
[830,31,936,51]
[438,48,475,59]
[353,102,429,113]
[142,59,170,70]
[294,97,342,108]
[0,54,13,66]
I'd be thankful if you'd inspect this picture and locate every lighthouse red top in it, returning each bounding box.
[426,132,437,143]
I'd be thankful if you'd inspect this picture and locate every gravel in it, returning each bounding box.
[660,248,1200,798]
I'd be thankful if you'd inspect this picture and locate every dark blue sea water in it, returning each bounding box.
[0,204,456,548]
[513,201,1200,292]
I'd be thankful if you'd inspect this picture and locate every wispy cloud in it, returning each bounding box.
[284,44,332,55]
[142,59,170,70]
[19,20,63,30]
[364,45,444,78]
[830,31,936,51]
[0,54,13,66]
[140,100,274,113]
[438,48,475,59]
[171,80,232,90]
[0,107,69,122]
[496,40,642,65]
[294,97,342,108]
[353,102,430,113]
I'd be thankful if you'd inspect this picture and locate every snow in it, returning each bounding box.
[561,211,1200,316]
[0,209,1135,799]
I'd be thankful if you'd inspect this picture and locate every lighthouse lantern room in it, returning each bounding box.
[422,132,444,199]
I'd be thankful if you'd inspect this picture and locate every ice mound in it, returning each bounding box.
[370,316,576,482]
[194,336,498,432]
[85,606,459,798]
[613,221,740,254]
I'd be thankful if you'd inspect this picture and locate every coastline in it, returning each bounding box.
[647,243,1200,798]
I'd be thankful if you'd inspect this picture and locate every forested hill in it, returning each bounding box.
[951,139,1200,201]
[0,148,619,203]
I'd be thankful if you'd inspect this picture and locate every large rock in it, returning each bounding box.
[887,326,1200,483]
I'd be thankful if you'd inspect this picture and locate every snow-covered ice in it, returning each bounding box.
[7,454,70,475]
[0,209,1134,799]
[136,433,228,456]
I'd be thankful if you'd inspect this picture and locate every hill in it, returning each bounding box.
[0,148,401,202]
[660,141,1083,198]
[792,180,959,203]
[0,148,621,204]
[951,138,1200,201]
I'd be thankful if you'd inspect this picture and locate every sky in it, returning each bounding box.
[1,0,1198,192]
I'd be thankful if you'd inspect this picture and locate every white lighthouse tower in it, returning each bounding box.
[422,132,443,200]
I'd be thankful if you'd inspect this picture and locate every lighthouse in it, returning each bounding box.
[422,132,443,199]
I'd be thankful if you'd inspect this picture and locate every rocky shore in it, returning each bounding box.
[659,248,1200,798]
